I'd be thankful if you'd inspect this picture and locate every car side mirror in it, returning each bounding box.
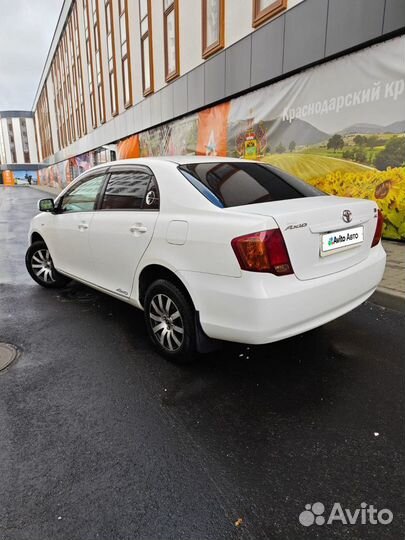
[38,198,55,212]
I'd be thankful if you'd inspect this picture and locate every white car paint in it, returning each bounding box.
[29,156,386,345]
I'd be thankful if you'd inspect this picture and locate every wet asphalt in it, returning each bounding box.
[0,186,404,540]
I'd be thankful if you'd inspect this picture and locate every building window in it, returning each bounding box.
[20,118,30,163]
[105,0,118,116]
[118,0,132,107]
[73,3,87,135]
[62,33,76,143]
[37,86,54,159]
[68,16,81,139]
[252,0,287,27]
[0,125,6,164]
[92,0,106,124]
[139,0,154,96]
[163,0,179,82]
[7,119,17,163]
[83,0,97,128]
[202,0,224,59]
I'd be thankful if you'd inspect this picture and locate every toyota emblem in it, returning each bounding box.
[342,209,352,223]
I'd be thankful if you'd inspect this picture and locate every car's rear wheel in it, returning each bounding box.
[25,241,69,289]
[144,279,197,364]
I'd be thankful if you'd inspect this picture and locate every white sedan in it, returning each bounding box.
[26,157,386,363]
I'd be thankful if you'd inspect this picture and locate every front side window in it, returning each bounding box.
[178,162,324,208]
[60,174,106,213]
[253,0,287,27]
[202,0,224,59]
[101,170,159,210]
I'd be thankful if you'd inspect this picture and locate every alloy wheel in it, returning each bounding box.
[31,249,56,284]
[149,294,184,352]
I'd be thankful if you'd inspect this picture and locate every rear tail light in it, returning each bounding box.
[371,209,384,247]
[231,229,293,276]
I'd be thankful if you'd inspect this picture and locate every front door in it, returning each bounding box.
[47,172,107,281]
[88,167,160,297]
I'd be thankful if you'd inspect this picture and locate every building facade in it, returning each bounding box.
[2,0,405,238]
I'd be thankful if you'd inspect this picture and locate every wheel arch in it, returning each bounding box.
[138,264,196,310]
[31,232,45,244]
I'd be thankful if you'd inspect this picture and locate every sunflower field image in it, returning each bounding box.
[263,135,405,240]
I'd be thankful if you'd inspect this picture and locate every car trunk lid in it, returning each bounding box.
[229,196,378,280]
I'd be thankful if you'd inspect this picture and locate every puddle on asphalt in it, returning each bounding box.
[56,286,100,304]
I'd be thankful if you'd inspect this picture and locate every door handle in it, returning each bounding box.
[78,223,88,231]
[130,224,147,233]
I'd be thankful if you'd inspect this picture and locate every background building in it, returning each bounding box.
[1,0,405,238]
[0,111,39,185]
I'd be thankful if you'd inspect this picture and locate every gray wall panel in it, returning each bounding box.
[283,0,328,73]
[225,36,252,97]
[187,65,204,112]
[326,0,385,56]
[383,0,405,33]
[160,85,174,123]
[149,92,162,127]
[173,76,188,117]
[140,98,151,131]
[251,15,284,87]
[133,103,142,133]
[204,51,226,105]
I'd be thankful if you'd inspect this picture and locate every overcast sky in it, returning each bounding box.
[0,0,64,111]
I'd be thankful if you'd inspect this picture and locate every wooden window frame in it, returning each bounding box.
[163,0,180,82]
[91,0,106,124]
[68,16,81,139]
[105,0,119,116]
[202,0,224,59]
[63,31,76,143]
[73,3,88,135]
[139,0,154,97]
[119,0,133,108]
[44,86,54,157]
[252,0,287,27]
[83,0,98,128]
[51,66,62,149]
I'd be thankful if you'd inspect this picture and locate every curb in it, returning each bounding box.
[370,288,405,313]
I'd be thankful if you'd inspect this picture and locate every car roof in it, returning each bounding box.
[91,155,246,170]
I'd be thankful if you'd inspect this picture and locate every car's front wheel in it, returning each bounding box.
[25,241,69,289]
[144,279,197,364]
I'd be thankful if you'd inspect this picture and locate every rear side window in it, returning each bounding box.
[101,169,159,210]
[178,162,323,208]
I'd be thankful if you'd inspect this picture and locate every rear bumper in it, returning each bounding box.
[179,244,386,344]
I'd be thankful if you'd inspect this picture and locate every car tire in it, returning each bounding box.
[25,241,70,289]
[144,279,197,364]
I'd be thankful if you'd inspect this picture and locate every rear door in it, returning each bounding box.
[88,166,159,297]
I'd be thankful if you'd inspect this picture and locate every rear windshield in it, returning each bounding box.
[178,162,324,208]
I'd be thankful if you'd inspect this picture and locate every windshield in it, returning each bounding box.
[178,162,324,208]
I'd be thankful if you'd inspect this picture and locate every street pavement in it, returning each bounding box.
[0,186,404,540]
